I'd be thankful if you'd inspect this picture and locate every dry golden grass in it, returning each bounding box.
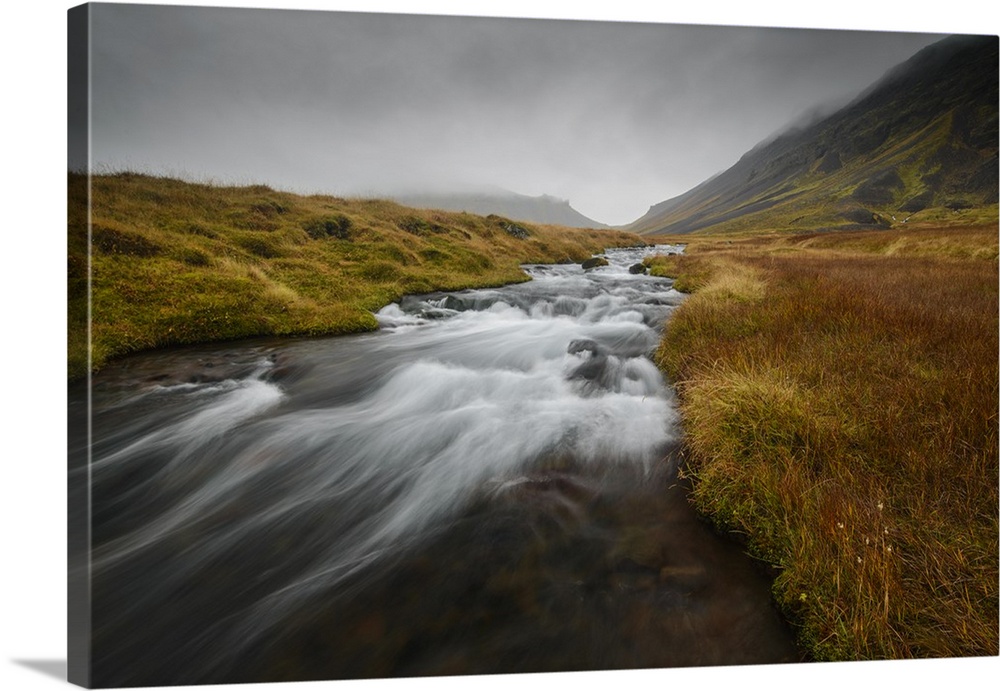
[69,173,645,378]
[649,225,999,660]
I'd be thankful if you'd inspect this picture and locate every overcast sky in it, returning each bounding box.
[83,3,947,226]
[1,5,999,691]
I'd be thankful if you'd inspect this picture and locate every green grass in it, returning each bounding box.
[68,172,645,379]
[632,107,998,237]
[649,225,999,660]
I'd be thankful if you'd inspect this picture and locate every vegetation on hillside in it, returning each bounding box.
[630,36,998,235]
[68,173,643,379]
[646,225,998,660]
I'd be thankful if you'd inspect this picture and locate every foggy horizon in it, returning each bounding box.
[80,5,948,226]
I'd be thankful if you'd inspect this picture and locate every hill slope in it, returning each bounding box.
[393,189,608,228]
[629,35,999,235]
[68,173,643,378]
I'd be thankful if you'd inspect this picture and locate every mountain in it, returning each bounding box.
[629,35,999,235]
[393,189,608,228]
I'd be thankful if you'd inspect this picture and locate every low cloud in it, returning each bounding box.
[88,5,944,225]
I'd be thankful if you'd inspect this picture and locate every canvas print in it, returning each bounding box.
[67,3,999,688]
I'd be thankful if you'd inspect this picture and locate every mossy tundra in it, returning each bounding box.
[647,226,999,660]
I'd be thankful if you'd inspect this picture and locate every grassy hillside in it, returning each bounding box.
[646,225,998,660]
[630,35,998,235]
[68,173,644,379]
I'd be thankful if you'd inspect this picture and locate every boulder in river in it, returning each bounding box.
[567,339,603,356]
[628,263,647,275]
[581,257,609,270]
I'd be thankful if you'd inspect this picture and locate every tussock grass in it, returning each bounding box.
[69,173,644,378]
[651,225,998,660]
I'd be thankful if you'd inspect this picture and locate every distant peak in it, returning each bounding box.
[389,188,607,228]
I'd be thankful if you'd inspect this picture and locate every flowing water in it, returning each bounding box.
[70,246,800,685]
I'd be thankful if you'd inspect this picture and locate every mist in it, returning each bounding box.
[85,4,945,226]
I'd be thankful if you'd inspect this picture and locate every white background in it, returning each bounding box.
[2,1,998,690]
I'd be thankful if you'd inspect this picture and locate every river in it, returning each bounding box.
[69,245,799,686]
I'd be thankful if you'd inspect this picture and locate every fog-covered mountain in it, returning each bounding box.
[393,189,608,228]
[629,35,998,235]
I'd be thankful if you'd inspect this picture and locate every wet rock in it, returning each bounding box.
[269,354,306,382]
[581,257,609,270]
[441,295,469,311]
[567,339,603,356]
[568,354,608,383]
[566,338,608,383]
[628,263,647,275]
[420,309,457,320]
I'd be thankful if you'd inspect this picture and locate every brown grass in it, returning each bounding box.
[68,172,645,378]
[649,225,999,660]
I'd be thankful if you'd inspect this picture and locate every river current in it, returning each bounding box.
[70,245,799,685]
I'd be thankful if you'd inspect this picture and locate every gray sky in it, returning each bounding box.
[84,3,947,226]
